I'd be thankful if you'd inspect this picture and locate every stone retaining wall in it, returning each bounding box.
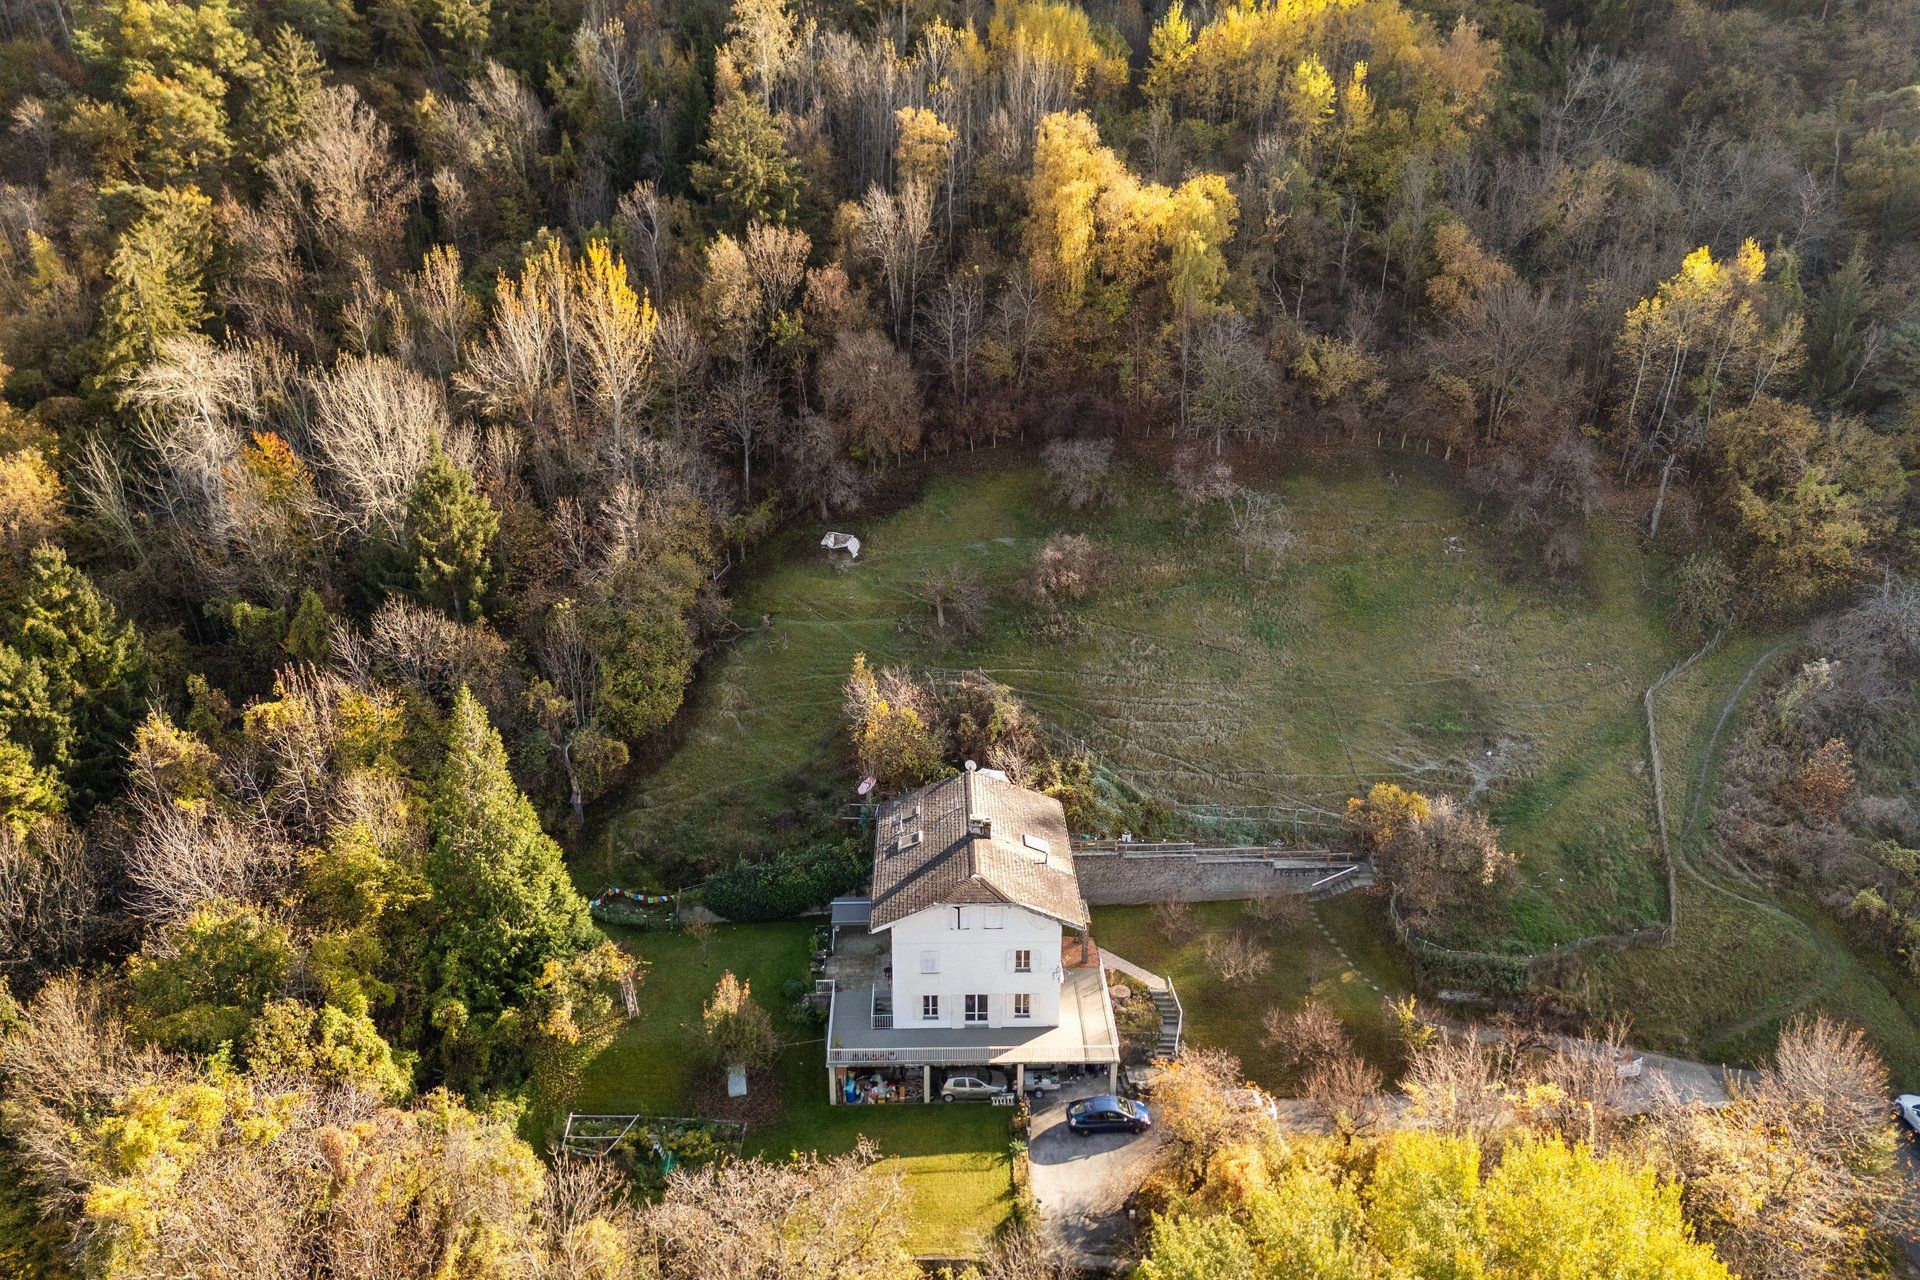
[1073,848,1349,905]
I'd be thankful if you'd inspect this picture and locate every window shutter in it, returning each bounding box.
[1005,950,1014,973]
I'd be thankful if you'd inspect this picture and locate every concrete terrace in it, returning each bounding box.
[825,927,1120,1068]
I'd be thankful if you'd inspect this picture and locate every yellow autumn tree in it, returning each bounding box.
[1145,0,1196,104]
[572,239,658,449]
[894,106,956,191]
[1347,781,1431,851]
[1284,54,1337,146]
[1615,240,1803,534]
[1027,112,1237,317]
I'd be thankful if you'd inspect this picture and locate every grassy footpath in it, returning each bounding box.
[550,921,1013,1256]
[1581,633,1920,1077]
[1091,894,1413,1091]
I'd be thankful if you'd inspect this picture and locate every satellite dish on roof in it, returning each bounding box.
[857,776,876,796]
[964,760,978,772]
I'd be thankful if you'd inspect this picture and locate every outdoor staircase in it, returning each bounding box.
[1306,863,1375,901]
[1106,952,1185,1059]
[1150,986,1183,1058]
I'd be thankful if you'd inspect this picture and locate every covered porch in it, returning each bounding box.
[822,925,1120,1104]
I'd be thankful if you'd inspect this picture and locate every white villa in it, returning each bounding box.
[823,768,1121,1104]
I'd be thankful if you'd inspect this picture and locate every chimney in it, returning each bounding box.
[969,816,992,839]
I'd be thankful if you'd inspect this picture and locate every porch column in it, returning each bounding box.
[1108,1061,1117,1092]
[829,1068,840,1105]
[1015,1070,1026,1102]
[922,1064,931,1102]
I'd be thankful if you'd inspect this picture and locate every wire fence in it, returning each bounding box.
[1384,633,1725,996]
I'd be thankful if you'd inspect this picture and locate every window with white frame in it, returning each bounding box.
[1012,949,1032,973]
[952,907,968,929]
[920,950,939,973]
[964,994,989,1024]
[923,995,939,1020]
[1012,993,1032,1019]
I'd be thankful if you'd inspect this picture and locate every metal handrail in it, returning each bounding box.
[1163,975,1185,1056]
[1307,865,1360,899]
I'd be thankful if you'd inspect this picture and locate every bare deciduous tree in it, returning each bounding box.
[817,329,922,464]
[1203,929,1273,984]
[1225,490,1294,573]
[0,818,99,987]
[1304,1050,1384,1134]
[637,1141,917,1279]
[310,354,463,537]
[1040,437,1113,511]
[921,565,985,636]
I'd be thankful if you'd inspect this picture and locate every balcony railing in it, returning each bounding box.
[826,1042,1119,1067]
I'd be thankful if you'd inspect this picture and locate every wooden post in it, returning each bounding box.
[1107,1061,1118,1092]
[922,1064,932,1102]
[829,1068,840,1105]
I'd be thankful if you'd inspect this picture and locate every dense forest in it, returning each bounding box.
[0,0,1917,1267]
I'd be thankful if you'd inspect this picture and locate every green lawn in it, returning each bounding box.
[749,1046,1015,1257]
[1091,895,1413,1092]
[576,446,1920,1080]
[551,921,1013,1256]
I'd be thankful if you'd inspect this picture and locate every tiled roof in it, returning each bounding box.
[869,772,1089,930]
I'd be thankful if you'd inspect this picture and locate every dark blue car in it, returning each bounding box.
[1066,1095,1153,1136]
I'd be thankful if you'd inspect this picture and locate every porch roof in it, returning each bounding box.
[825,964,1119,1068]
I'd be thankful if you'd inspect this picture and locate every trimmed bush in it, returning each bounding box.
[701,839,867,922]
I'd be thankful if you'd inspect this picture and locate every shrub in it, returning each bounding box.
[701,840,866,922]
[1025,532,1100,608]
[1041,437,1113,510]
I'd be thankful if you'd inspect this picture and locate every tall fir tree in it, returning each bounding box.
[400,440,499,623]
[97,185,215,384]
[690,58,802,232]
[424,688,594,1026]
[0,545,150,809]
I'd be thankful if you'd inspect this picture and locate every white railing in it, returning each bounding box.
[870,984,893,1030]
[1307,865,1360,899]
[1164,975,1185,1055]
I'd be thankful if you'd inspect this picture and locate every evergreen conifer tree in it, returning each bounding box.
[425,688,594,1024]
[0,546,150,809]
[400,440,498,623]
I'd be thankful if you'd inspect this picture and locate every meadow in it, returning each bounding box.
[576,446,1920,1072]
[587,445,1680,951]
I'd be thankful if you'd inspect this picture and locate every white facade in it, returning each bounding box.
[884,903,1065,1030]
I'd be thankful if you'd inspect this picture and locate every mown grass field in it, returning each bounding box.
[587,446,1681,951]
[1091,893,1416,1091]
[577,446,1920,1073]
[550,921,1013,1256]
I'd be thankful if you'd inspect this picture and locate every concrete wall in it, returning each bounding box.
[1073,848,1345,905]
[889,903,1064,1030]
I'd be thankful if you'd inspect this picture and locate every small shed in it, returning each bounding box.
[821,531,861,558]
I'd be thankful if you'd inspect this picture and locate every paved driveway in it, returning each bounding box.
[1027,1083,1167,1264]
